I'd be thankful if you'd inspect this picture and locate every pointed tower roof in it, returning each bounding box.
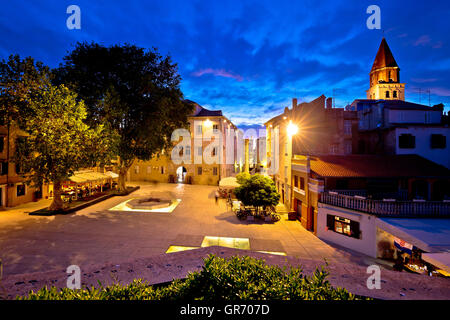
[370,38,399,73]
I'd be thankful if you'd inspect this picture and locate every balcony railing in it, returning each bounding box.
[320,192,450,217]
[329,189,409,200]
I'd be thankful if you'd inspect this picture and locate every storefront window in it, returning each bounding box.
[326,214,360,239]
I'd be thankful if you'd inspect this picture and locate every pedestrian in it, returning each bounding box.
[215,190,219,204]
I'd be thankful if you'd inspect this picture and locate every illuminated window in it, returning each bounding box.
[326,214,360,239]
[197,166,202,175]
[134,166,139,174]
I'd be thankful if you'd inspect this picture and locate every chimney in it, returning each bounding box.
[292,98,297,109]
[326,97,333,109]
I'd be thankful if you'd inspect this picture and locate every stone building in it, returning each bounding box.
[0,124,47,207]
[128,101,243,185]
[264,96,358,209]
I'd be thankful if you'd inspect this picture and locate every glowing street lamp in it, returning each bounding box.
[287,121,298,136]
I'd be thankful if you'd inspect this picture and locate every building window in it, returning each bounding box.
[336,179,349,189]
[213,167,218,175]
[345,140,352,154]
[134,166,139,174]
[431,134,446,149]
[300,177,305,190]
[196,125,202,135]
[1,162,8,175]
[160,166,165,174]
[17,184,26,197]
[213,124,219,132]
[393,90,397,98]
[344,120,352,135]
[0,136,4,153]
[399,134,415,149]
[146,166,151,174]
[15,162,23,174]
[385,91,390,98]
[197,146,202,156]
[326,214,360,239]
[197,166,202,175]
[185,146,191,156]
[329,144,338,154]
[294,175,298,188]
[212,147,217,156]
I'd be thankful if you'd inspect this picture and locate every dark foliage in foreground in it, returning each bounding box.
[19,255,362,300]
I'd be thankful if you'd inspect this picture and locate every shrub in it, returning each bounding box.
[19,255,362,300]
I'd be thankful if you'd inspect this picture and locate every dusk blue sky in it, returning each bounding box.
[1,1,450,132]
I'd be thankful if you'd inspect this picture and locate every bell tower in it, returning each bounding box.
[367,38,405,100]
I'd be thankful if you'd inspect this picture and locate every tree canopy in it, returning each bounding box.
[234,174,280,211]
[55,42,193,190]
[1,55,115,211]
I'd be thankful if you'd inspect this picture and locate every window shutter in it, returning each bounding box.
[350,220,361,239]
[1,162,8,175]
[326,215,334,230]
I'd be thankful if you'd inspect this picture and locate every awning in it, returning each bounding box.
[68,171,111,184]
[422,253,450,274]
[219,177,240,189]
[105,171,119,179]
[377,218,450,253]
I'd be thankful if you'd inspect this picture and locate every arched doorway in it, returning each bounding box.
[176,166,187,183]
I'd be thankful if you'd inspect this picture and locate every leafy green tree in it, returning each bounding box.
[55,42,193,191]
[235,172,250,184]
[0,55,50,126]
[14,81,115,211]
[234,174,280,213]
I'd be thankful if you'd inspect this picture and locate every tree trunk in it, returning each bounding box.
[49,180,64,211]
[118,157,133,192]
[118,166,127,192]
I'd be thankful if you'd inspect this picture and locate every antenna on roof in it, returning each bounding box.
[332,88,341,108]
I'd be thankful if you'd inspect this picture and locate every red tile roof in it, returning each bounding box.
[309,154,450,178]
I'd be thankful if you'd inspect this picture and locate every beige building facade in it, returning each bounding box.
[128,102,244,186]
[0,124,48,207]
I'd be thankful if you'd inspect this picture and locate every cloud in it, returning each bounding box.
[414,35,432,46]
[191,68,243,81]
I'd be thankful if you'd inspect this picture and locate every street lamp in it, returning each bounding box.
[287,121,298,136]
